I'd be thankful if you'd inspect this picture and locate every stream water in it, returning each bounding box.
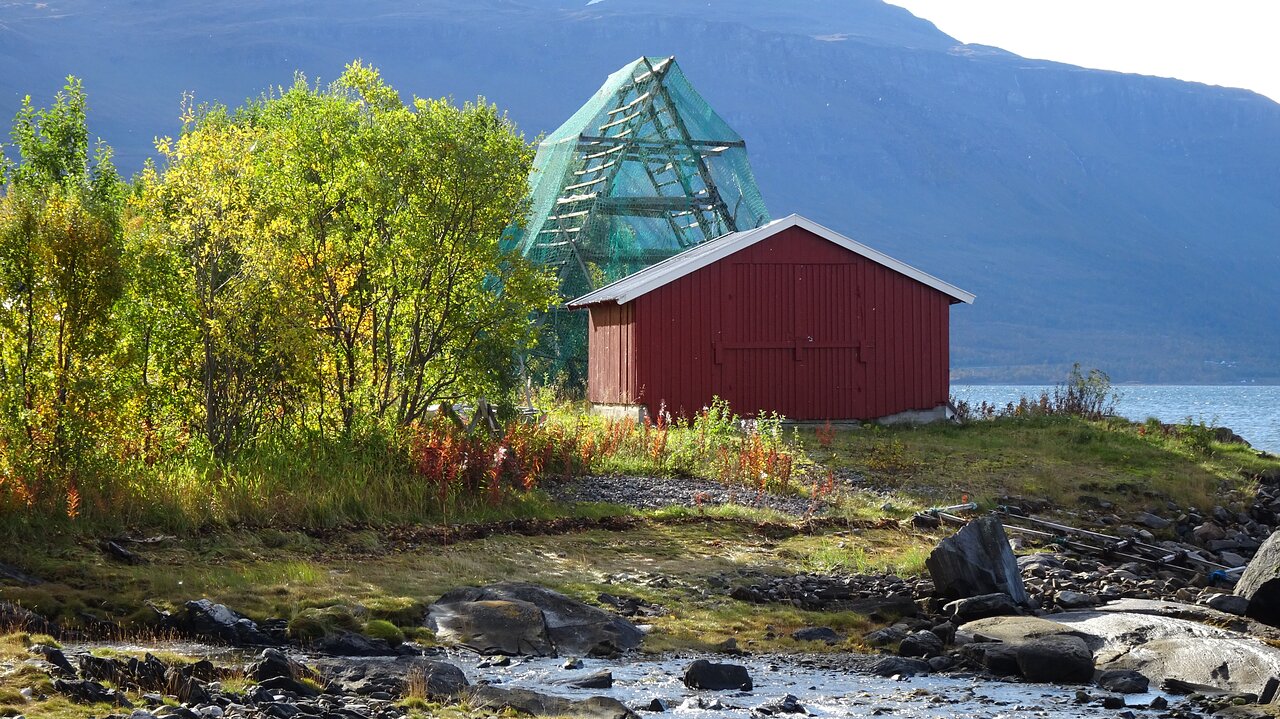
[447,653,1164,718]
[63,641,1171,718]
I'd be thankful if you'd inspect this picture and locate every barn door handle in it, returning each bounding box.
[713,340,722,365]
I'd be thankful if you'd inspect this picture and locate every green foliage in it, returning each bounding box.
[0,77,126,517]
[0,64,558,530]
[951,363,1117,421]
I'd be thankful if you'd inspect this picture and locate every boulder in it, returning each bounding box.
[315,630,404,656]
[247,648,304,682]
[467,686,639,719]
[755,694,806,715]
[1015,635,1095,683]
[258,674,319,697]
[959,615,1081,645]
[1097,669,1150,694]
[53,678,132,706]
[962,642,1020,676]
[174,599,277,646]
[683,660,752,691]
[0,600,55,634]
[790,627,841,644]
[898,630,943,658]
[926,516,1027,604]
[428,597,552,655]
[945,592,1021,622]
[427,583,642,656]
[556,670,613,690]
[1049,604,1280,694]
[862,626,907,647]
[30,643,75,676]
[323,657,467,698]
[1206,594,1251,616]
[1235,530,1280,626]
[866,656,931,677]
[1136,512,1171,530]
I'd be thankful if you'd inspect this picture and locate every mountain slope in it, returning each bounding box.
[2,0,1277,382]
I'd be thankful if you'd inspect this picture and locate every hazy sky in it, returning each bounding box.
[886,1,1280,102]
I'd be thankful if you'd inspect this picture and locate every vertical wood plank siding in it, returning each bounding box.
[585,226,955,420]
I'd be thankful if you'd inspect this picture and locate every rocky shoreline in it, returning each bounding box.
[4,469,1280,718]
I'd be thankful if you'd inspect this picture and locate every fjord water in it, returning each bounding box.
[950,385,1280,454]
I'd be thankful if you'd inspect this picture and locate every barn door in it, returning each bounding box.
[718,262,798,416]
[793,264,864,419]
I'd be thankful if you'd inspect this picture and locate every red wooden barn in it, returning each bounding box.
[566,215,975,422]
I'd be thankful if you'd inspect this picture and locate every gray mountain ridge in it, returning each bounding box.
[3,0,1277,383]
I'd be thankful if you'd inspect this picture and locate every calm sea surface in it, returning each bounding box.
[950,384,1280,454]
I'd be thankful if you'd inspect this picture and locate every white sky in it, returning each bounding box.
[885,1,1280,102]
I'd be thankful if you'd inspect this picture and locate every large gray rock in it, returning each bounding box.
[315,656,468,698]
[926,516,1027,604]
[174,599,277,646]
[1235,530,1280,626]
[1048,604,1280,695]
[959,615,1081,644]
[1015,635,1094,684]
[467,686,638,719]
[426,582,643,657]
[428,597,553,656]
[683,660,753,691]
[898,630,943,658]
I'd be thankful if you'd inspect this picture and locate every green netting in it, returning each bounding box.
[504,56,771,384]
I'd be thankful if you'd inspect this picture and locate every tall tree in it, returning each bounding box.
[254,62,555,433]
[0,77,125,488]
[132,103,312,458]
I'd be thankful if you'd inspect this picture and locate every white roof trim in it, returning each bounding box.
[567,214,976,307]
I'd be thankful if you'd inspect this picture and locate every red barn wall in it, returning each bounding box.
[588,226,954,421]
[585,301,638,404]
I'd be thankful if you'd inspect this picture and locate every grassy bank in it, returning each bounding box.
[2,405,1278,719]
[2,405,1276,641]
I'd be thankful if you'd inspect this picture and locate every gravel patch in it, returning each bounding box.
[543,474,822,517]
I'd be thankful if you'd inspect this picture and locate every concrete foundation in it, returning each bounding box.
[589,403,648,423]
[874,403,953,426]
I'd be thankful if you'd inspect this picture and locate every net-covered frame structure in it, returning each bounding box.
[505,56,770,382]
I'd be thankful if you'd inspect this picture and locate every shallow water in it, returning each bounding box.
[65,641,1167,718]
[450,653,1163,719]
[952,384,1280,453]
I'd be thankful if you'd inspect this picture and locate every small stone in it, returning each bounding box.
[1137,512,1171,530]
[1100,695,1125,709]
[1149,696,1168,710]
[898,630,943,659]
[1207,593,1251,616]
[1098,669,1149,694]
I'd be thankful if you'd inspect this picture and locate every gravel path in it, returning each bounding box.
[543,474,822,516]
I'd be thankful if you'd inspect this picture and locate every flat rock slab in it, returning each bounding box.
[426,582,643,657]
[467,685,638,719]
[959,615,1088,645]
[1048,607,1280,695]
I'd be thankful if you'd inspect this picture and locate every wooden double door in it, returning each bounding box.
[713,261,867,420]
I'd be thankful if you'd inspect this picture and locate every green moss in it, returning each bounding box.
[363,619,405,646]
[362,596,427,626]
[288,605,361,642]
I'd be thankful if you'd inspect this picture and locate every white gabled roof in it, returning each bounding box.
[566,214,976,308]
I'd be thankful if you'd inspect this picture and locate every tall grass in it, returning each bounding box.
[0,398,808,537]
